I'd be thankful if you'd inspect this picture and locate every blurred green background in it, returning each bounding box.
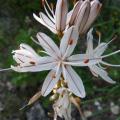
[0,0,120,120]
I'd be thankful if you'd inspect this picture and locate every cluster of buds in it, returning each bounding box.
[33,0,102,35]
[1,0,120,120]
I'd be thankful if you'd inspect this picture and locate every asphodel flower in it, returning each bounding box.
[65,29,120,83]
[11,26,90,98]
[33,0,68,35]
[68,0,102,35]
[53,88,72,120]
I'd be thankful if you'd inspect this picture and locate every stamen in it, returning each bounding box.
[106,35,117,46]
[97,36,117,51]
[31,36,40,46]
[98,63,106,69]
[0,68,12,72]
[73,0,77,5]
[96,30,101,45]
[101,61,120,67]
[44,5,55,23]
[44,0,54,16]
[50,3,54,12]
[102,50,120,58]
[39,50,49,55]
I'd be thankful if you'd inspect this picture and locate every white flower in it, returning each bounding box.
[66,28,120,83]
[53,88,72,120]
[68,0,102,34]
[33,0,68,34]
[11,27,86,98]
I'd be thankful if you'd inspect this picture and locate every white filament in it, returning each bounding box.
[101,61,120,67]
[0,68,11,72]
[102,50,120,58]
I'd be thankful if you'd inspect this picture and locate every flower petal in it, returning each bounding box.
[55,0,68,32]
[12,49,40,63]
[66,54,100,66]
[36,32,61,58]
[20,43,40,58]
[94,43,107,57]
[41,69,61,96]
[86,28,94,57]
[11,56,56,72]
[33,13,57,34]
[89,65,116,84]
[67,54,86,61]
[60,26,79,58]
[63,66,86,98]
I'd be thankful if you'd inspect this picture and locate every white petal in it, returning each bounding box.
[41,69,61,96]
[89,65,116,84]
[20,43,40,58]
[55,0,68,32]
[33,13,57,34]
[86,28,94,57]
[63,66,86,98]
[67,54,86,61]
[94,43,107,57]
[60,26,79,58]
[12,50,40,63]
[36,32,61,58]
[11,57,56,72]
[66,54,100,66]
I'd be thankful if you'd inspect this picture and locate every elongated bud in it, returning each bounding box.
[75,0,91,35]
[20,91,41,110]
[69,0,83,26]
[55,0,68,33]
[28,91,41,106]
[82,0,102,33]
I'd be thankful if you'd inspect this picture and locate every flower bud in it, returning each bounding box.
[55,0,68,33]
[68,0,102,35]
[82,0,102,34]
[75,0,91,34]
